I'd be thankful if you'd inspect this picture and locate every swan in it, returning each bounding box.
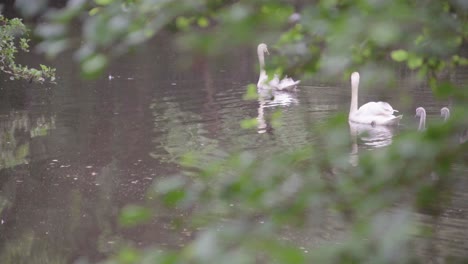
[257,43,300,91]
[348,72,402,126]
[440,107,467,143]
[415,107,426,131]
[440,107,450,121]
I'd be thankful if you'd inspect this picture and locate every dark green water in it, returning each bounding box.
[0,37,466,263]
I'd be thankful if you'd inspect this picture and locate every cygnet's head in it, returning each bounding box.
[415,107,426,117]
[440,107,450,120]
[257,43,269,55]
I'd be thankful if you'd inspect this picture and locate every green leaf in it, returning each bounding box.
[154,176,186,194]
[431,81,455,98]
[240,118,258,129]
[390,49,408,62]
[271,110,282,128]
[119,205,152,227]
[407,56,423,69]
[89,7,100,16]
[81,53,108,79]
[163,189,186,206]
[243,84,258,100]
[95,0,114,5]
[176,16,191,31]
[180,152,198,167]
[117,247,141,264]
[197,17,209,28]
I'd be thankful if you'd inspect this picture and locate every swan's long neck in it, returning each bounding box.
[442,108,450,121]
[350,72,360,116]
[418,111,426,131]
[257,46,266,81]
[258,48,265,71]
[257,45,268,87]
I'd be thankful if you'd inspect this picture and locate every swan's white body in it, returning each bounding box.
[441,107,450,121]
[257,43,300,91]
[415,107,426,131]
[348,72,402,126]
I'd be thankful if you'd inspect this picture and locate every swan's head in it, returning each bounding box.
[351,72,360,87]
[415,107,426,117]
[258,43,269,55]
[288,13,301,23]
[440,107,450,118]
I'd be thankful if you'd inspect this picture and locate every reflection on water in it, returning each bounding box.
[0,36,466,262]
[257,90,299,134]
[0,111,55,169]
[349,122,398,166]
[350,122,397,148]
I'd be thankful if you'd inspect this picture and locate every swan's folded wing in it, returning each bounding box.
[358,102,398,117]
[277,77,300,90]
[268,74,281,87]
[377,101,398,114]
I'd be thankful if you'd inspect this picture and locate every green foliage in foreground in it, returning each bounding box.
[106,114,467,264]
[0,15,55,83]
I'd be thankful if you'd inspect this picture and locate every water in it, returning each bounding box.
[0,37,467,262]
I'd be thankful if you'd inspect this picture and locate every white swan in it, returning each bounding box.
[440,107,450,121]
[348,72,402,126]
[257,43,300,91]
[415,107,426,131]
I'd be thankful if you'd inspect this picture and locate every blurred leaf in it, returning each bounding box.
[432,81,455,98]
[176,16,191,31]
[163,189,186,207]
[271,110,282,128]
[261,240,306,263]
[240,118,258,129]
[243,84,258,100]
[197,17,209,28]
[119,205,152,227]
[154,176,187,206]
[154,176,186,194]
[117,247,141,264]
[407,55,423,69]
[95,0,114,5]
[14,0,47,17]
[81,53,108,79]
[89,7,100,16]
[390,50,408,62]
[180,152,198,167]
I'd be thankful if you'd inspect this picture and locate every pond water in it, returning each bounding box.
[0,36,467,262]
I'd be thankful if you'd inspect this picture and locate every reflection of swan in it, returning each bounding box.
[440,107,450,121]
[348,72,402,126]
[460,130,467,144]
[349,121,397,166]
[350,122,396,148]
[257,90,299,134]
[415,107,426,131]
[257,43,300,91]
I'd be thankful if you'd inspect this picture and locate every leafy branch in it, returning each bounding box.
[0,15,56,83]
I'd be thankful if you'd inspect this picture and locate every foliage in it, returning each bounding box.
[12,0,468,263]
[0,15,56,83]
